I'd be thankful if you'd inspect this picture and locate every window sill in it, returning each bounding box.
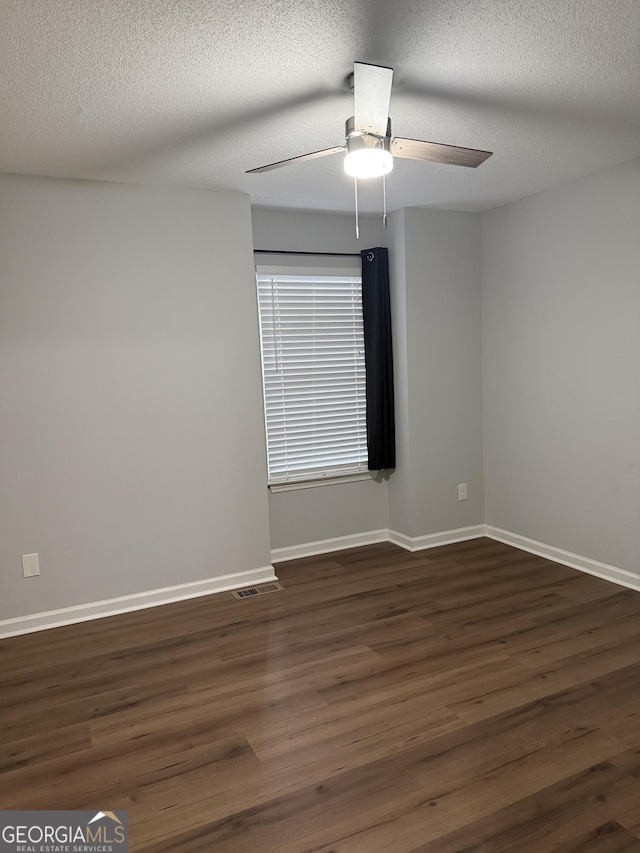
[269,471,374,493]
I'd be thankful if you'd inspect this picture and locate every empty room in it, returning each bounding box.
[2,1,640,851]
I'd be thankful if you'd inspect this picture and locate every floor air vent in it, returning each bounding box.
[231,581,284,600]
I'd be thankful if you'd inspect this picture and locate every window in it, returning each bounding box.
[256,266,368,488]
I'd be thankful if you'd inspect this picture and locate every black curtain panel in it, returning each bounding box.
[361,247,396,471]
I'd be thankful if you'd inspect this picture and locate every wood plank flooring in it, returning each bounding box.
[3,538,640,851]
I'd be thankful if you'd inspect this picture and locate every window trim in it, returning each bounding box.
[268,471,375,493]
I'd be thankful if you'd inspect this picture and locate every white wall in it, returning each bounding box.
[388,208,485,538]
[386,210,411,535]
[252,206,383,257]
[9,156,634,622]
[482,158,640,572]
[0,175,272,620]
[251,207,388,549]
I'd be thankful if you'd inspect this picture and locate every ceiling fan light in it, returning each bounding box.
[344,147,393,179]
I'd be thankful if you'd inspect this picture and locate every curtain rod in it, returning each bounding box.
[253,249,361,258]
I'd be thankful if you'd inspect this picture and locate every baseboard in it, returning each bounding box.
[486,525,640,593]
[271,529,390,562]
[389,524,487,552]
[276,521,639,597]
[7,524,636,640]
[272,524,487,563]
[0,565,278,640]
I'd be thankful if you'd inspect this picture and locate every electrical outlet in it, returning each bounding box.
[22,553,40,578]
[458,483,468,501]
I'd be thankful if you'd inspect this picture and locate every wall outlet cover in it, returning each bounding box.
[22,553,40,578]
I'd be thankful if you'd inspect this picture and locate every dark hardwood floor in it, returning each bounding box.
[3,538,640,851]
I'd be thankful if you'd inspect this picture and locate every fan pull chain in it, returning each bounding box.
[382,173,387,229]
[354,177,360,240]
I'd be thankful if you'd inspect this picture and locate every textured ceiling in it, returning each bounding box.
[1,0,640,213]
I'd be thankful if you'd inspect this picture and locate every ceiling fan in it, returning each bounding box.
[246,62,492,236]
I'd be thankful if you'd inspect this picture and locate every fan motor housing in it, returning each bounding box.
[345,116,392,151]
[344,116,393,178]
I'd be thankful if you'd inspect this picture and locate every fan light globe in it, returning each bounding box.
[344,148,393,179]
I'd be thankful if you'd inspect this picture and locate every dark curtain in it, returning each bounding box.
[361,247,395,471]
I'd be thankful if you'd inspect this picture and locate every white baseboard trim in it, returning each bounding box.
[0,565,278,640]
[486,525,640,593]
[273,521,639,597]
[272,524,486,563]
[7,524,637,640]
[389,524,487,552]
[271,529,390,563]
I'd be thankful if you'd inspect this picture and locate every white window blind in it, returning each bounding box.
[256,268,368,485]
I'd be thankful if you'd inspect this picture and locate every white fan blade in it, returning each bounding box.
[354,62,393,137]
